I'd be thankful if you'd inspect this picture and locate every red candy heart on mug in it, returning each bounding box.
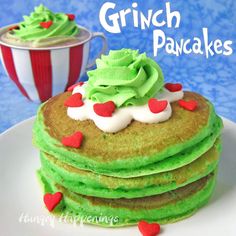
[93,101,116,117]
[43,192,63,212]
[148,98,168,114]
[67,82,84,92]
[62,131,83,148]
[66,13,75,21]
[178,99,198,111]
[165,83,182,92]
[64,93,84,107]
[40,20,53,29]
[138,220,161,236]
[9,25,19,31]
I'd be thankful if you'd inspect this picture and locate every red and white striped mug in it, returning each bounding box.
[0,24,107,103]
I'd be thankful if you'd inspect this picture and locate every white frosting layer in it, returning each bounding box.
[67,84,183,133]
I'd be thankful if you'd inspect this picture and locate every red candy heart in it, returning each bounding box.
[148,98,168,114]
[67,82,84,92]
[43,192,63,212]
[62,131,83,148]
[178,99,198,111]
[93,101,116,117]
[40,20,53,29]
[64,93,84,107]
[9,25,19,31]
[165,83,182,92]
[66,14,75,21]
[138,220,161,236]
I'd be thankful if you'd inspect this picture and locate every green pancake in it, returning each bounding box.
[39,139,221,198]
[33,91,223,177]
[33,49,223,227]
[37,170,217,227]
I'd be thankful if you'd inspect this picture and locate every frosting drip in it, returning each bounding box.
[85,49,164,107]
[68,83,184,133]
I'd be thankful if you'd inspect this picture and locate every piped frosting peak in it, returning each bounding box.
[6,4,79,47]
[85,49,164,107]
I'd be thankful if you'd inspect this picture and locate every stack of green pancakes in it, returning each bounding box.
[33,90,223,227]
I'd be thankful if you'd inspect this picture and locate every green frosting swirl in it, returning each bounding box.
[10,4,79,43]
[85,49,164,107]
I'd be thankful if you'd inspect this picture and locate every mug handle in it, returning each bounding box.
[86,32,108,70]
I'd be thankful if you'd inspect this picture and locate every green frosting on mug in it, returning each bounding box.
[85,49,164,107]
[10,4,79,43]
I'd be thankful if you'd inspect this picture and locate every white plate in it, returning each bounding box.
[0,117,236,236]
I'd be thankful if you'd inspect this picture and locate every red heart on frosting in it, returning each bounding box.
[165,83,182,92]
[9,25,19,31]
[178,99,198,111]
[138,220,161,236]
[40,21,53,29]
[43,192,63,212]
[66,14,75,21]
[62,131,83,148]
[93,101,116,117]
[148,98,168,114]
[64,93,84,107]
[67,82,84,92]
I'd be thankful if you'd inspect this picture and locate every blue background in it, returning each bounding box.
[0,0,235,133]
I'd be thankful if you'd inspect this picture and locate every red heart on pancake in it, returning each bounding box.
[66,14,75,21]
[148,98,168,114]
[165,83,182,92]
[67,82,84,92]
[178,99,198,111]
[93,101,116,117]
[64,93,84,107]
[138,220,161,236]
[62,131,83,148]
[40,20,53,29]
[43,192,63,212]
